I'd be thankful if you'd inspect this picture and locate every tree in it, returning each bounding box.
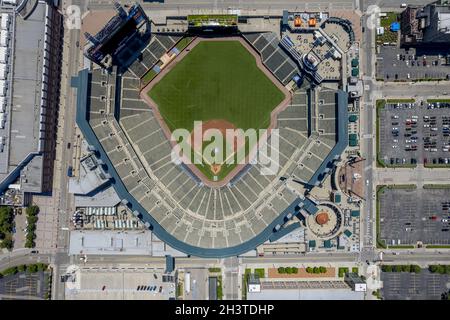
[285,267,292,274]
[412,265,421,274]
[37,263,47,272]
[445,265,450,275]
[277,267,285,274]
[313,267,319,274]
[382,265,392,272]
[429,265,438,273]
[26,264,38,273]
[306,267,312,274]
[18,265,26,272]
[394,265,402,272]
[26,206,40,217]
[292,267,298,274]
[437,265,446,274]
[319,266,327,274]
[0,233,13,250]
[401,265,410,273]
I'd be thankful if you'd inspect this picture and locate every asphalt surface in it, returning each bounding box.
[379,187,450,246]
[381,270,450,300]
[379,101,450,167]
[377,46,450,81]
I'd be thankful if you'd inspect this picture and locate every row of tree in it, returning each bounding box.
[0,206,14,250]
[381,265,421,273]
[25,206,39,248]
[429,265,450,274]
[277,267,298,274]
[0,263,48,278]
[306,266,328,274]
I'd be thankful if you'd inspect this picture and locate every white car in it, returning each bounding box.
[442,219,449,223]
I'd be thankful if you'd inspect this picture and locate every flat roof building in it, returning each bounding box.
[401,0,450,46]
[0,1,63,202]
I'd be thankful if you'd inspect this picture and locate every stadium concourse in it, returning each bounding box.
[73,26,348,257]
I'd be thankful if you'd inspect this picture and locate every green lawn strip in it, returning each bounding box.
[376,100,386,168]
[427,99,450,103]
[175,37,193,52]
[352,267,359,274]
[217,275,223,300]
[376,185,387,249]
[423,184,450,189]
[208,267,221,273]
[426,245,450,249]
[388,245,415,249]
[386,98,415,103]
[141,69,157,86]
[242,268,251,300]
[176,282,183,298]
[424,164,450,169]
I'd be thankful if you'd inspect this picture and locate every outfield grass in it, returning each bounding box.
[148,41,285,181]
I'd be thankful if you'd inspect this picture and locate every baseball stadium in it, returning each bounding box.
[73,3,351,257]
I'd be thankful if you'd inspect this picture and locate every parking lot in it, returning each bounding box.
[381,270,449,300]
[379,187,450,246]
[379,100,450,167]
[65,267,176,300]
[377,46,450,81]
[0,272,49,300]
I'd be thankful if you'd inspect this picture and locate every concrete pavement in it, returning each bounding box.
[376,165,450,186]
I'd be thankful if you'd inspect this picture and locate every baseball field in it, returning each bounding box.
[147,39,286,182]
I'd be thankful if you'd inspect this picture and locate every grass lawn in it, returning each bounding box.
[376,100,386,167]
[377,13,399,44]
[141,69,157,86]
[423,184,450,189]
[376,185,387,249]
[388,245,415,249]
[254,268,265,279]
[148,40,285,181]
[427,99,450,103]
[386,98,415,103]
[175,37,193,52]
